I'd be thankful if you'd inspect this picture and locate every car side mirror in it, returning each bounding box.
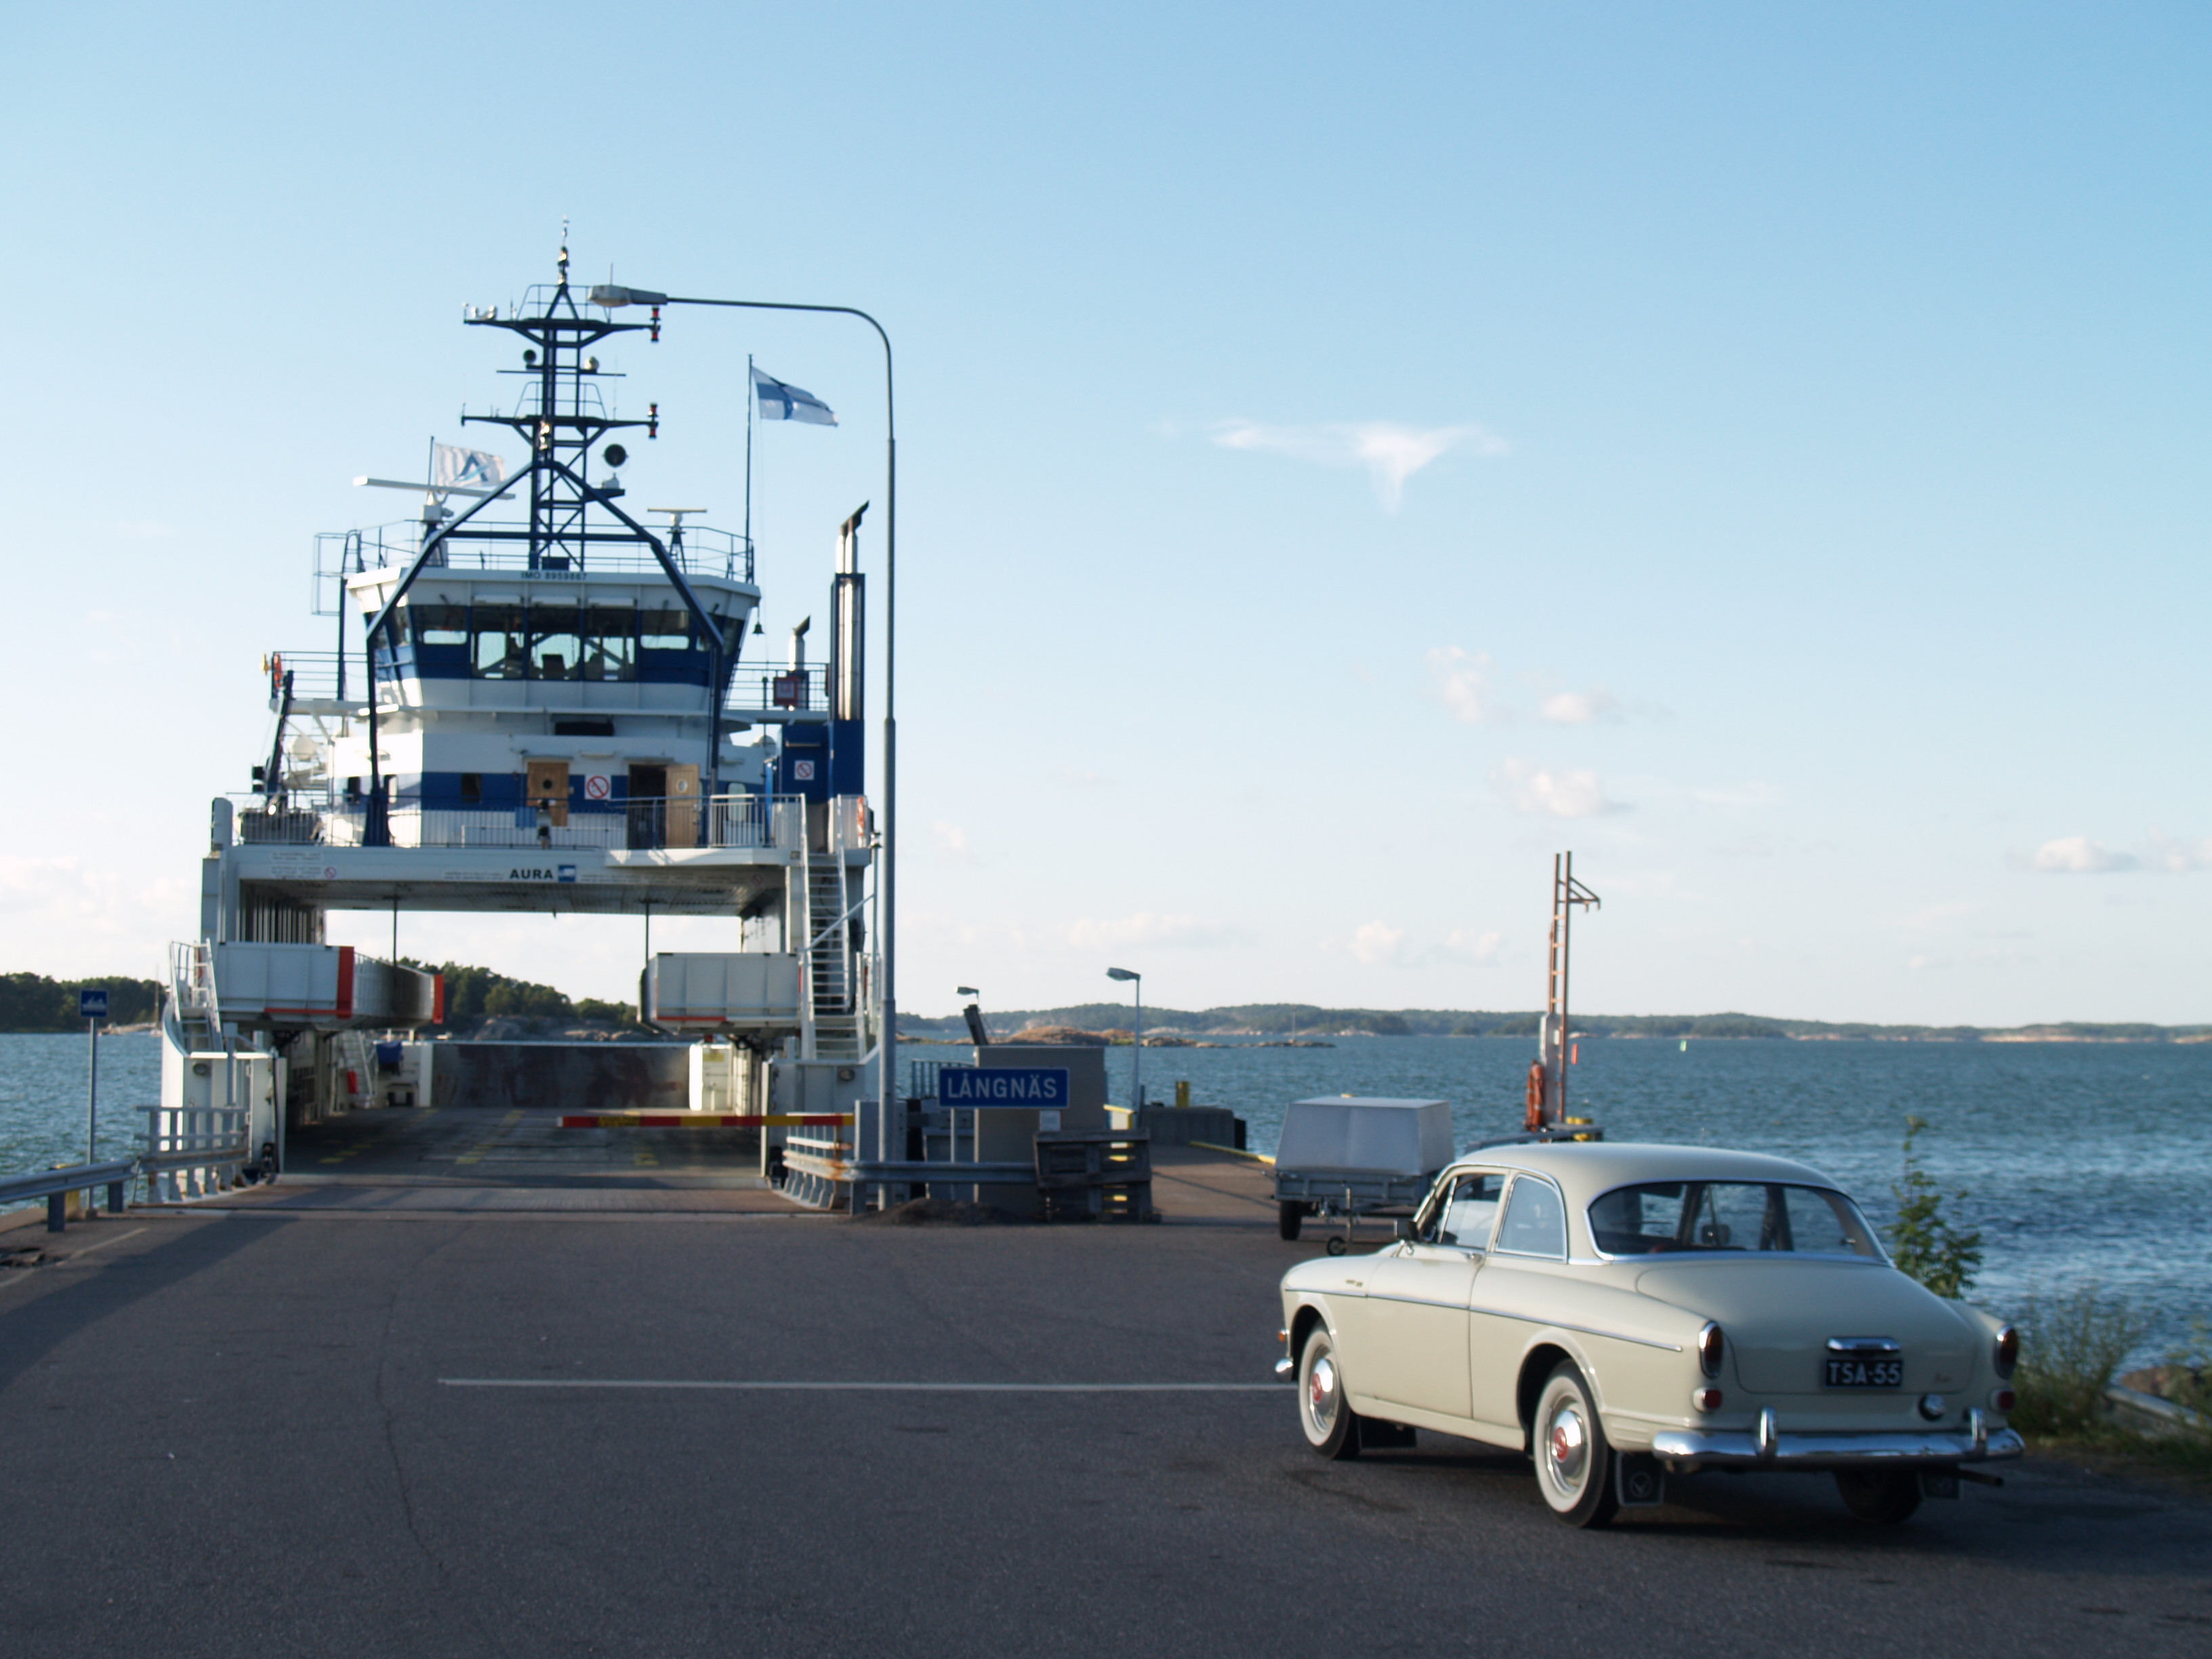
[1394,1218,1417,1242]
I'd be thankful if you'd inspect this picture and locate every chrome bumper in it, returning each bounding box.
[1273,1357,1295,1378]
[1650,1407,2025,1472]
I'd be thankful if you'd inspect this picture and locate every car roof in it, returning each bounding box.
[1446,1141,1849,1208]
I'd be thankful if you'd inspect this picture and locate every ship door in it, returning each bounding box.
[527,760,571,828]
[627,764,666,850]
[666,764,700,848]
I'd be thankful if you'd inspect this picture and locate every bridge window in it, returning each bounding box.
[410,604,468,647]
[472,605,527,680]
[580,605,636,682]
[638,607,691,652]
[531,605,583,681]
[409,603,470,678]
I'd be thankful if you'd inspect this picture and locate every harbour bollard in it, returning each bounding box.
[1175,1080,1190,1109]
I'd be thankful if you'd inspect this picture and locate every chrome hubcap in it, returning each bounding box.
[1548,1402,1588,1487]
[1307,1352,1338,1432]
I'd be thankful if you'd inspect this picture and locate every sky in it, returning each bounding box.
[1,2,2205,1025]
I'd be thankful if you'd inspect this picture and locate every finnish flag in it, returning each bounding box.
[752,366,838,426]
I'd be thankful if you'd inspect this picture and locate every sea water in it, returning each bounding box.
[1103,1034,2212,1359]
[5,1030,2205,1359]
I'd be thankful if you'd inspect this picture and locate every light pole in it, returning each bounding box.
[1106,966,1142,1111]
[590,283,899,1186]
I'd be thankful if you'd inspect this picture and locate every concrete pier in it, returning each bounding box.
[1,1128,2207,1658]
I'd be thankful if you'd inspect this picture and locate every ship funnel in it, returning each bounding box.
[833,504,867,724]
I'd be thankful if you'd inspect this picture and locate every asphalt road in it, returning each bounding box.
[3,1197,2207,1658]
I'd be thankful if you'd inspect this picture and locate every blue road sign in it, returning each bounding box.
[79,988,108,1020]
[937,1066,1069,1108]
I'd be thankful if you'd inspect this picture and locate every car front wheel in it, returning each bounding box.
[1532,1361,1620,1528]
[1834,1468,1923,1524]
[1297,1323,1360,1460]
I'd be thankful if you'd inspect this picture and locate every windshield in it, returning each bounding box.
[1588,1181,1885,1260]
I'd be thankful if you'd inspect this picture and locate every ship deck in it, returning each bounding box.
[2,1144,2207,1658]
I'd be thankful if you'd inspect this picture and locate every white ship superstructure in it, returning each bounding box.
[161,247,880,1196]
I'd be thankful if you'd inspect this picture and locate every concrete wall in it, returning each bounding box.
[427,1042,691,1113]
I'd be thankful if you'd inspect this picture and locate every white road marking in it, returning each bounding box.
[441,1378,1288,1391]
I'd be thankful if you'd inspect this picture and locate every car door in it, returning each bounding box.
[1467,1171,1571,1434]
[1359,1170,1505,1423]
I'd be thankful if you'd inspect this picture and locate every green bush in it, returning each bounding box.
[2010,1286,2150,1437]
[1885,1115,1983,1299]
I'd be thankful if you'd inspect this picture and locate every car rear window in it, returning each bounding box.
[1587,1182,1883,1259]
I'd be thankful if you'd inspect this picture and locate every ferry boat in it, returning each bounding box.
[157,245,880,1207]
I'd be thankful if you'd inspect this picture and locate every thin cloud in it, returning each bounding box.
[2148,831,2212,872]
[930,821,974,861]
[2030,836,2137,874]
[1210,419,1508,510]
[2022,832,2212,874]
[1347,920,1406,966]
[1492,758,1624,819]
[1538,687,1622,725]
[1425,647,1504,725]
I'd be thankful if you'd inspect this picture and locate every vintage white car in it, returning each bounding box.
[1275,1141,2024,1527]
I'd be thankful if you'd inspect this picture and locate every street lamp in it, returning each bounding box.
[1105,966,1142,1111]
[592,282,901,1187]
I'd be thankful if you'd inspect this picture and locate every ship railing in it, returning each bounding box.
[725,663,827,714]
[264,651,345,701]
[228,794,805,853]
[316,520,756,582]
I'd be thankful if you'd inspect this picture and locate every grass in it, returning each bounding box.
[2007,1289,2212,1486]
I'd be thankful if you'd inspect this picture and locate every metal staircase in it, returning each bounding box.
[802,849,863,1061]
[166,939,228,1055]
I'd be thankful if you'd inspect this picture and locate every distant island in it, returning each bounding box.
[903,1002,2212,1046]
[4,970,2203,1044]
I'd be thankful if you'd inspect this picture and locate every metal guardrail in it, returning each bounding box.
[0,1160,136,1233]
[228,793,803,853]
[315,520,756,583]
[139,1106,253,1202]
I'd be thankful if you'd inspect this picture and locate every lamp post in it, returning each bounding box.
[590,283,899,1189]
[1106,966,1142,1111]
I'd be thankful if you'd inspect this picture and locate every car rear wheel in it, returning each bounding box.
[1298,1323,1360,1460]
[1834,1469,1923,1524]
[1532,1361,1620,1528]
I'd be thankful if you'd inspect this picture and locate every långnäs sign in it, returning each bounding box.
[937,1067,1069,1108]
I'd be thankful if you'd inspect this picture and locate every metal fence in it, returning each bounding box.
[230,793,804,853]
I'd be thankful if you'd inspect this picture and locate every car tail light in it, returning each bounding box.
[1992,1388,2016,1412]
[1697,1322,1725,1378]
[1693,1387,1723,1412]
[1994,1325,2019,1379]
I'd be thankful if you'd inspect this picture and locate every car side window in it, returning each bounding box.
[1494,1175,1568,1258]
[1432,1172,1506,1249]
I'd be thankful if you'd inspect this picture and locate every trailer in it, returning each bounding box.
[1272,1096,1454,1254]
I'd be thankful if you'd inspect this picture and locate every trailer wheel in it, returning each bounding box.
[1278,1200,1303,1241]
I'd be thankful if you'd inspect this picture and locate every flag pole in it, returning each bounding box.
[744,355,754,558]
